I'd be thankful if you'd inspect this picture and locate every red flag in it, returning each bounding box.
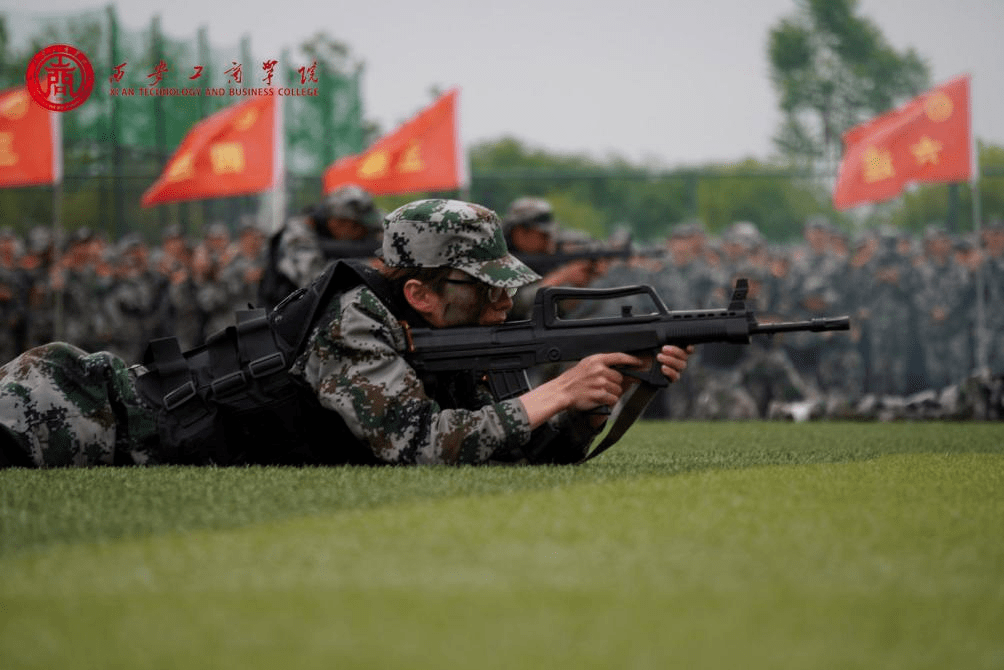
[324,89,462,195]
[0,87,60,187]
[142,94,278,207]
[833,75,971,210]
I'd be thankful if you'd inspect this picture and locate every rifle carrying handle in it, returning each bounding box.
[535,284,669,328]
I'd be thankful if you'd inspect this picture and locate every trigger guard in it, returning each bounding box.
[616,361,668,387]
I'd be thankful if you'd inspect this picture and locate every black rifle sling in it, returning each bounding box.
[578,381,660,463]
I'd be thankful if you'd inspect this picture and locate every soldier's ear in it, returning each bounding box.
[403,279,441,318]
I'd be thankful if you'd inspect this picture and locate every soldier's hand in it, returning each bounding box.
[625,345,694,385]
[558,352,642,412]
[656,344,693,383]
[543,260,594,288]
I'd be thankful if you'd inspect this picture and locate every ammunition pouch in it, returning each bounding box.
[135,260,376,465]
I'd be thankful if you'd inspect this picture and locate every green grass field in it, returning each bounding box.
[2,422,1003,670]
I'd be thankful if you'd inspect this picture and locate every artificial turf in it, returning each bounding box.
[2,421,1002,669]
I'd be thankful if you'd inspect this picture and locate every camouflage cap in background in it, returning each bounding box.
[501,197,558,235]
[323,184,383,232]
[380,199,541,288]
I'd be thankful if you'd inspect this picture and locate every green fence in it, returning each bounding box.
[0,5,365,241]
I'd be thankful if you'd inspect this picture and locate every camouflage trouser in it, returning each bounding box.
[817,344,866,401]
[742,347,817,417]
[691,367,759,420]
[0,342,160,468]
[984,327,1004,377]
[922,330,972,391]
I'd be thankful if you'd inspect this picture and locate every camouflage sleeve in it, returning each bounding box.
[293,286,532,465]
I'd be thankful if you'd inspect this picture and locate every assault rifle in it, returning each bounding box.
[515,237,663,276]
[317,237,381,260]
[402,279,849,461]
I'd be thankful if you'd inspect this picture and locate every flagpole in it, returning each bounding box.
[271,90,286,235]
[455,89,470,201]
[971,143,987,374]
[51,109,64,342]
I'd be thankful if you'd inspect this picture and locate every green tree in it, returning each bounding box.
[466,138,844,243]
[696,159,827,240]
[768,0,930,173]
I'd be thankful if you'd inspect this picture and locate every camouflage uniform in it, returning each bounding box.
[693,222,772,419]
[259,185,382,310]
[91,246,123,352]
[981,220,1004,375]
[219,221,267,316]
[0,343,159,467]
[155,226,201,351]
[0,199,612,468]
[858,232,920,396]
[290,200,585,464]
[192,223,234,342]
[0,229,26,362]
[57,229,104,352]
[108,236,164,362]
[501,197,561,321]
[916,227,973,390]
[20,228,57,349]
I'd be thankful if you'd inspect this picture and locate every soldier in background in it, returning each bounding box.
[690,222,764,420]
[0,228,25,361]
[20,227,57,349]
[192,222,233,344]
[859,229,920,396]
[258,184,383,310]
[155,225,201,351]
[645,221,708,419]
[785,217,836,380]
[211,219,267,334]
[91,243,121,353]
[108,235,161,362]
[502,197,601,321]
[53,228,102,352]
[813,225,865,411]
[916,225,974,390]
[980,219,1004,376]
[786,218,862,409]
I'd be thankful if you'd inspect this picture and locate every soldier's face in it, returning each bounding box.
[806,228,828,252]
[983,230,1004,256]
[510,225,553,254]
[928,237,952,257]
[427,272,514,327]
[327,218,369,241]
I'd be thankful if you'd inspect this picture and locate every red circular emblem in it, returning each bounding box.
[25,44,95,112]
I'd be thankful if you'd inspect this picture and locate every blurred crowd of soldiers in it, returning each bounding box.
[502,197,1004,422]
[0,219,267,365]
[2,187,1002,421]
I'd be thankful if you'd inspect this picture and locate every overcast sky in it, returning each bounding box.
[9,0,1004,167]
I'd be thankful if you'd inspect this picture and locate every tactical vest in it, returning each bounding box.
[135,260,385,465]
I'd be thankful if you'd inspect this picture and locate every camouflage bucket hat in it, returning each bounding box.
[380,199,541,288]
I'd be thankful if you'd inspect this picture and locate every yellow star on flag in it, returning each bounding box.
[911,136,943,166]
[862,145,895,183]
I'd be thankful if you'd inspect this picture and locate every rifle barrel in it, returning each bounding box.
[752,316,850,334]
